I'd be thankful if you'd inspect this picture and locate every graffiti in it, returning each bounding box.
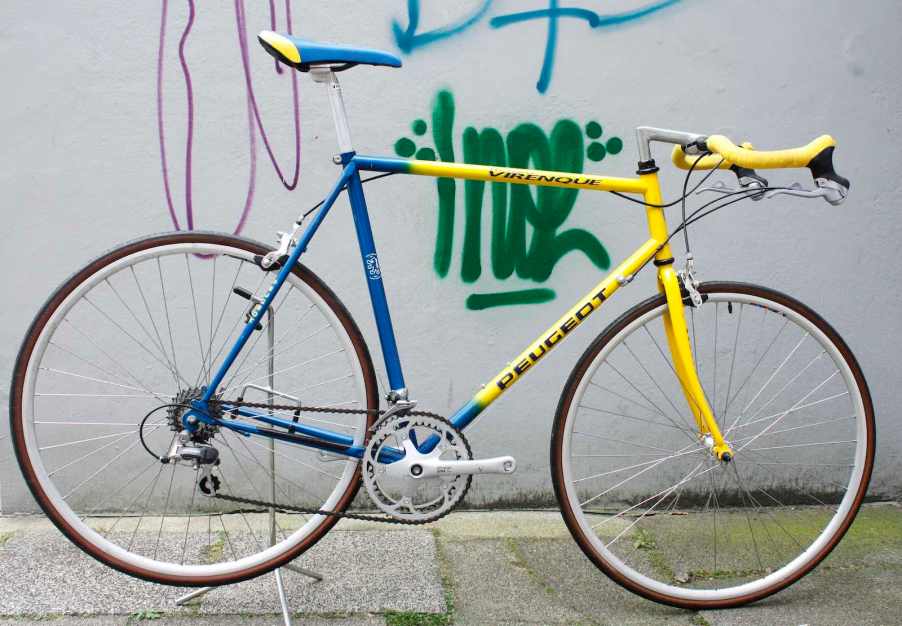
[395,90,624,310]
[391,0,681,93]
[392,0,494,54]
[154,1,630,292]
[157,0,300,233]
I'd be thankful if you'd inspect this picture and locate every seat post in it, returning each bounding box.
[310,67,354,154]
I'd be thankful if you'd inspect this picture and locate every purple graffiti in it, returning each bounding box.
[157,0,301,233]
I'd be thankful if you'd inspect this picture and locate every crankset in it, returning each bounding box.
[144,396,517,525]
[362,414,516,524]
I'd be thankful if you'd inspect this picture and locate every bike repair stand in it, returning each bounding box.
[175,301,323,626]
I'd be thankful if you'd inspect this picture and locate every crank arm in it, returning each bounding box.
[415,455,517,478]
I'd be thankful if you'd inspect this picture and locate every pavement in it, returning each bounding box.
[0,504,900,626]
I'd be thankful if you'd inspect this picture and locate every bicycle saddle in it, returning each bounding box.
[258,31,402,71]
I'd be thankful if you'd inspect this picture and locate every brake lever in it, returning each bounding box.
[763,179,847,205]
[698,179,846,206]
[696,180,767,201]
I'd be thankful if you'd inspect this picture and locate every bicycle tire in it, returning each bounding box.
[10,231,379,586]
[551,282,875,609]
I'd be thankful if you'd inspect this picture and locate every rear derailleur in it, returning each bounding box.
[162,431,223,496]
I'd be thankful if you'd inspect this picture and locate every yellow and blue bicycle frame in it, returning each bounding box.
[187,151,733,461]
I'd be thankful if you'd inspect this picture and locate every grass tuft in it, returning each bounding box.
[384,611,452,626]
[127,609,163,622]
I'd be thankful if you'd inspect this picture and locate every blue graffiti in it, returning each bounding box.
[392,0,494,54]
[391,0,681,93]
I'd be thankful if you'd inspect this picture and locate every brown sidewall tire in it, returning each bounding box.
[550,281,875,610]
[10,231,379,587]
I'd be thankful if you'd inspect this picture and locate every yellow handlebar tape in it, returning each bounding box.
[672,134,836,171]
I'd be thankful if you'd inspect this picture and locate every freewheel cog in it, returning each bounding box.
[363,414,471,523]
[166,386,221,443]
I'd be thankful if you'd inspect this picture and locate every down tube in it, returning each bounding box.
[448,239,661,431]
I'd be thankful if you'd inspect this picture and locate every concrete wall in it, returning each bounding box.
[2,0,900,511]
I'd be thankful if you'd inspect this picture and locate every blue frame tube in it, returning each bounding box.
[229,405,357,448]
[188,154,444,460]
[344,160,407,392]
[223,404,403,462]
[197,163,355,408]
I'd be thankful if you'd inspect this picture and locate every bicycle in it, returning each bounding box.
[9,31,874,610]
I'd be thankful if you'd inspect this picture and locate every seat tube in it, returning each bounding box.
[345,165,407,393]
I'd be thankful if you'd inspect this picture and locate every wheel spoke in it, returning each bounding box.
[722,304,744,418]
[185,254,211,388]
[156,257,184,393]
[15,238,372,580]
[559,290,871,601]
[578,403,690,432]
[130,265,182,390]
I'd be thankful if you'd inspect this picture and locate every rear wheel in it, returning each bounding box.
[551,282,874,609]
[11,232,378,586]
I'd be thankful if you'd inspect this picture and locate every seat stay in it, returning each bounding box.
[190,164,355,418]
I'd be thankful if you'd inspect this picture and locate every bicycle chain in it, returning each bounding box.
[205,398,450,525]
[207,397,445,423]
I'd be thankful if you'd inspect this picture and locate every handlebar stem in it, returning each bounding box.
[635,126,706,163]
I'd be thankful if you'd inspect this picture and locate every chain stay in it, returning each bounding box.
[206,398,445,423]
[205,398,450,525]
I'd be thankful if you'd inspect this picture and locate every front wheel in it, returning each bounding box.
[551,282,874,609]
[10,232,379,586]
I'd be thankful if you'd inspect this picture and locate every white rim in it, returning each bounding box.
[560,290,869,603]
[19,239,369,580]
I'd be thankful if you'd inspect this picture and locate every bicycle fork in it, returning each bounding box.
[658,266,733,461]
[641,170,733,461]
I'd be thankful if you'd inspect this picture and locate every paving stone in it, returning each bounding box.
[0,528,442,617]
[443,538,589,625]
[506,538,693,626]
[0,617,384,626]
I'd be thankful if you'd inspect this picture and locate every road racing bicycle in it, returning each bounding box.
[9,32,873,609]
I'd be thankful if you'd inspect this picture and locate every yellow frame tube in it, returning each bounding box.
[389,159,730,456]
[405,160,650,195]
[474,238,661,407]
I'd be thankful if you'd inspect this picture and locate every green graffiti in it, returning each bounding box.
[396,90,622,310]
[394,137,416,157]
[466,288,556,310]
[432,91,456,277]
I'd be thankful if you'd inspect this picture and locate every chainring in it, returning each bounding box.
[363,414,472,523]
